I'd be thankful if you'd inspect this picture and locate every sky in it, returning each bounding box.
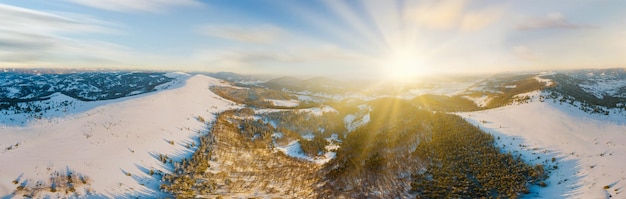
[1,0,625,79]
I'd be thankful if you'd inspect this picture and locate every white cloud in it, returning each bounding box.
[65,0,202,13]
[197,24,284,43]
[516,12,595,30]
[0,3,134,67]
[0,4,114,34]
[461,5,506,31]
[408,0,466,30]
[404,0,506,32]
[188,44,374,75]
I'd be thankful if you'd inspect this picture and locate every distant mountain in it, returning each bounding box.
[545,68,626,112]
[0,71,173,102]
[302,76,343,87]
[264,76,304,90]
[201,72,273,83]
[263,76,349,94]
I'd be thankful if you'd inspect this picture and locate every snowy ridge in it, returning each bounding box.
[459,91,626,198]
[0,74,239,198]
[0,72,189,127]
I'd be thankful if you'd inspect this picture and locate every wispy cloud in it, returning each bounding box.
[189,44,373,75]
[65,0,202,13]
[460,5,506,31]
[196,24,284,43]
[0,4,114,33]
[404,0,506,31]
[0,3,129,67]
[407,0,466,30]
[516,12,595,30]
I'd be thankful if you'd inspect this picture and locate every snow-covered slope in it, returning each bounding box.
[458,92,626,199]
[0,74,238,198]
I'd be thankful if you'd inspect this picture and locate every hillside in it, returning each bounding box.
[1,69,624,198]
[458,91,626,198]
[0,73,238,198]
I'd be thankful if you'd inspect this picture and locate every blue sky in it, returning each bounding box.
[1,0,625,78]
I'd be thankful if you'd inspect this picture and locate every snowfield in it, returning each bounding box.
[0,74,238,198]
[459,91,626,199]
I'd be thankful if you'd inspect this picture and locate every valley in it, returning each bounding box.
[0,68,625,198]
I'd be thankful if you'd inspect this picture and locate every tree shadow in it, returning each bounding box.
[126,124,213,198]
[474,123,586,198]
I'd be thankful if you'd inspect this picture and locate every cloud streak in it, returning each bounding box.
[516,13,595,30]
[0,4,114,33]
[65,0,202,13]
[197,24,284,43]
[404,0,506,32]
[0,3,132,67]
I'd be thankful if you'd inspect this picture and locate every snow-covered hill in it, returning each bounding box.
[0,73,238,198]
[0,71,173,102]
[459,91,626,199]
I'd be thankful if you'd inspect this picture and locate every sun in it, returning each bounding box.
[383,50,424,81]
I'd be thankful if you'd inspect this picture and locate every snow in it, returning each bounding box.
[344,104,372,132]
[301,133,315,140]
[344,112,370,132]
[462,95,490,107]
[579,78,626,99]
[534,75,554,87]
[265,99,299,107]
[0,92,109,127]
[0,73,238,198]
[274,140,335,165]
[504,85,517,89]
[4,87,20,98]
[298,105,337,116]
[296,94,314,102]
[458,92,626,199]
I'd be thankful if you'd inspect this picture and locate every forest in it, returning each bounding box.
[160,96,546,198]
[321,98,545,198]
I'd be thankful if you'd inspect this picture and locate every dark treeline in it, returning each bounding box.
[546,73,626,114]
[210,86,319,109]
[411,75,550,113]
[411,113,546,198]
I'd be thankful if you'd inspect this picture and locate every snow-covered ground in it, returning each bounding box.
[297,105,337,116]
[0,74,238,198]
[462,95,490,107]
[344,104,372,132]
[274,140,337,165]
[535,71,555,87]
[579,78,626,99]
[0,74,186,127]
[458,92,626,199]
[265,99,299,107]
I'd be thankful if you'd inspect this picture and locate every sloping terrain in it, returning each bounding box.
[0,71,173,102]
[162,109,323,198]
[0,74,237,198]
[459,91,626,198]
[1,69,624,198]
